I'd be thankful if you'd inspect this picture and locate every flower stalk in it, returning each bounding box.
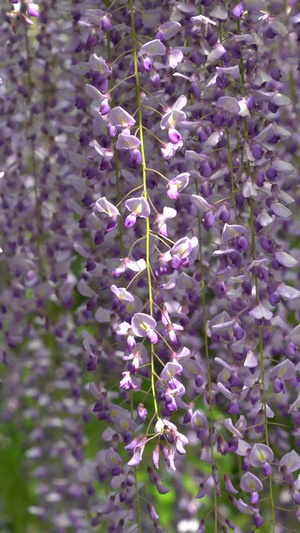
[129,0,158,420]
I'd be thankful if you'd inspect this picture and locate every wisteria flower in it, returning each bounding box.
[166,47,184,69]
[131,313,158,344]
[165,322,184,345]
[154,418,188,453]
[124,197,150,228]
[115,321,136,350]
[125,436,147,466]
[191,411,209,440]
[94,197,120,232]
[27,2,39,17]
[191,194,214,212]
[109,106,135,129]
[161,140,183,162]
[279,451,300,474]
[155,207,176,236]
[115,132,141,151]
[120,371,138,390]
[156,21,181,41]
[249,304,273,321]
[160,361,183,381]
[85,84,111,115]
[111,285,134,303]
[170,236,198,269]
[88,54,111,75]
[113,257,146,279]
[139,39,166,57]
[240,472,263,504]
[167,173,190,199]
[160,109,186,131]
[250,443,274,475]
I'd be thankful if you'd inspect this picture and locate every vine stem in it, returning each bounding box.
[107,0,140,528]
[128,1,161,530]
[130,391,142,532]
[196,180,218,533]
[189,37,218,524]
[24,23,44,279]
[250,199,276,532]
[237,17,276,531]
[105,0,124,256]
[129,0,158,419]
[225,125,238,221]
[219,22,238,222]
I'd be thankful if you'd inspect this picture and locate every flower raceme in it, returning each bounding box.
[76,2,300,525]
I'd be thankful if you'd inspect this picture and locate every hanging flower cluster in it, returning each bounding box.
[1,0,300,532]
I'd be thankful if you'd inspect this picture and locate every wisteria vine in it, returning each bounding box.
[1,0,300,532]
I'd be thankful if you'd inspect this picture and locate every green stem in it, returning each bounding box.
[250,199,276,531]
[196,180,218,533]
[226,126,238,221]
[220,20,237,222]
[129,0,158,419]
[24,24,44,279]
[105,0,124,256]
[237,16,276,530]
[130,391,142,532]
[128,2,161,530]
[109,75,135,93]
[145,168,168,181]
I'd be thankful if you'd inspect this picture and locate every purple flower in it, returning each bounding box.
[155,207,176,236]
[120,371,137,390]
[168,127,182,144]
[167,173,189,199]
[115,322,136,350]
[161,141,183,162]
[27,3,39,17]
[249,304,273,321]
[137,403,147,422]
[160,361,183,381]
[250,444,274,475]
[109,106,136,128]
[131,313,158,344]
[279,451,300,474]
[148,502,159,521]
[240,472,263,504]
[111,285,134,303]
[139,39,166,57]
[113,257,146,278]
[232,4,243,19]
[224,475,238,494]
[156,21,181,41]
[94,197,120,232]
[166,47,183,69]
[124,197,150,228]
[116,133,141,150]
[169,236,198,269]
[253,512,264,528]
